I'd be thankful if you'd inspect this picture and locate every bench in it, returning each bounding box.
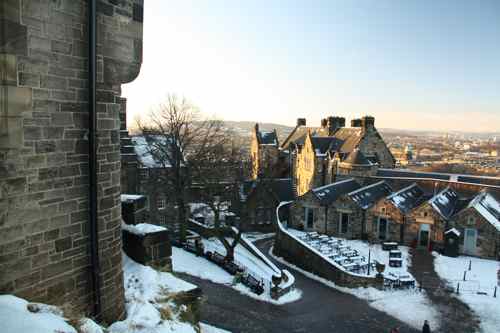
[207,251,226,266]
[382,242,398,251]
[389,258,403,267]
[242,274,265,295]
[224,261,241,275]
[389,250,402,258]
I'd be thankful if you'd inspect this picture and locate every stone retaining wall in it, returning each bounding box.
[273,223,382,288]
[122,229,172,269]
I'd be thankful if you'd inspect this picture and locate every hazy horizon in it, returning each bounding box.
[123,1,500,133]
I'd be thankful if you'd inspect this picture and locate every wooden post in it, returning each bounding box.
[463,270,466,281]
[456,282,460,294]
[494,286,497,298]
[468,260,472,271]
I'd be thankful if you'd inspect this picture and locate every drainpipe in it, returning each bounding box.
[88,0,102,320]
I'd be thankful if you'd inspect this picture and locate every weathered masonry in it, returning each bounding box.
[1,0,143,324]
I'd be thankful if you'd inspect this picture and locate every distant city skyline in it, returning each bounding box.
[123,0,500,133]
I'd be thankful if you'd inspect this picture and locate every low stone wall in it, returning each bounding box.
[274,220,382,289]
[122,229,172,270]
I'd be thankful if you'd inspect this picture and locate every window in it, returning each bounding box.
[467,216,475,226]
[304,207,314,228]
[340,213,349,234]
[140,169,149,179]
[381,207,386,214]
[157,196,166,210]
[159,215,167,225]
[423,212,428,217]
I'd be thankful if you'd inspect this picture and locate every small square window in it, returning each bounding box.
[157,196,166,210]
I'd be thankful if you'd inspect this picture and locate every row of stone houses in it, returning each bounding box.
[289,179,500,259]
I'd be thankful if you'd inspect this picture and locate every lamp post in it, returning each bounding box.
[367,247,371,276]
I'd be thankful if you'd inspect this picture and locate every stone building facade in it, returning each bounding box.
[1,0,143,323]
[451,191,500,259]
[250,124,281,179]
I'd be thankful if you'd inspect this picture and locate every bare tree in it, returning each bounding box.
[189,133,249,261]
[137,95,229,241]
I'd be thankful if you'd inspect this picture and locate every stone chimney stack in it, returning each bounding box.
[361,116,375,131]
[297,118,306,126]
[351,118,362,127]
[321,118,328,127]
[327,116,345,135]
[254,123,259,132]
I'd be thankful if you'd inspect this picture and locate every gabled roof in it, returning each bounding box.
[132,135,175,168]
[311,178,361,205]
[466,191,500,231]
[280,126,327,150]
[334,128,364,153]
[256,130,278,145]
[311,137,342,155]
[343,149,372,165]
[386,183,429,214]
[348,181,393,209]
[429,187,461,220]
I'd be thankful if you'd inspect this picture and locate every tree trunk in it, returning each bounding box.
[177,196,187,242]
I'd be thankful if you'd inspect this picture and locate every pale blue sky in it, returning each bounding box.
[123,0,500,132]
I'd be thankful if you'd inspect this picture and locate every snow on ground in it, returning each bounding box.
[200,322,232,333]
[109,254,218,333]
[433,253,500,333]
[269,247,440,331]
[242,232,276,242]
[172,246,302,305]
[0,295,77,333]
[0,295,105,333]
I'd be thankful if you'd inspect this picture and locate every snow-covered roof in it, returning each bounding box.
[467,191,500,231]
[348,181,393,209]
[122,223,167,236]
[428,187,460,220]
[386,183,429,214]
[132,135,175,168]
[311,178,361,205]
[445,228,460,236]
[120,194,145,203]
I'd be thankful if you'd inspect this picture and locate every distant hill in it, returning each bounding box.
[223,121,295,142]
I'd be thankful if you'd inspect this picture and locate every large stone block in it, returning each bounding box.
[0,19,28,55]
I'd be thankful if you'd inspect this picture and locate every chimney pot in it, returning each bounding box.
[297,118,306,126]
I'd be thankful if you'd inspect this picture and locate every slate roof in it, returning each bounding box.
[375,169,500,189]
[311,178,361,205]
[241,178,294,203]
[386,183,429,214]
[343,149,372,165]
[257,130,278,145]
[311,137,342,155]
[348,181,393,209]
[466,191,500,231]
[334,128,364,153]
[429,187,462,220]
[280,126,326,150]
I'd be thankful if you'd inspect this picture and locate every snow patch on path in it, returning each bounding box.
[172,246,302,305]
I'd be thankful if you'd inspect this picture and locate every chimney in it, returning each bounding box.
[327,116,345,135]
[254,123,259,132]
[351,118,362,127]
[321,118,328,127]
[297,118,306,126]
[361,116,375,131]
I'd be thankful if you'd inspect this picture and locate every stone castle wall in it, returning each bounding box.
[0,0,143,323]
